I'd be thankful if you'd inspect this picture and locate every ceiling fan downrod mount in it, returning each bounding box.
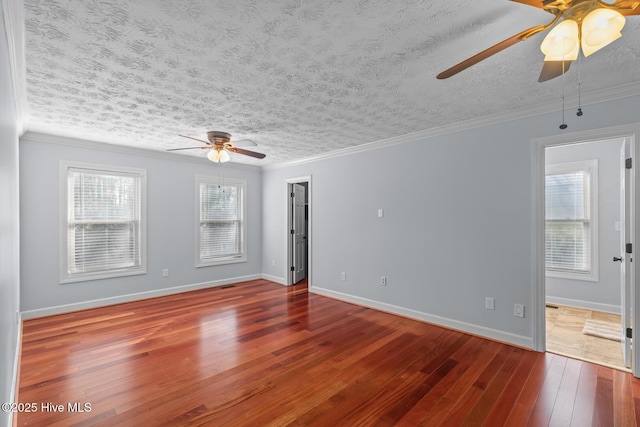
[207,131,232,145]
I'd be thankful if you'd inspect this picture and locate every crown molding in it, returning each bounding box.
[263,81,640,171]
[19,79,640,174]
[2,0,27,134]
[20,131,263,172]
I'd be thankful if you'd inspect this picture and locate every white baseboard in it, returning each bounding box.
[310,286,534,349]
[261,274,287,285]
[546,296,621,314]
[8,312,22,427]
[21,274,262,319]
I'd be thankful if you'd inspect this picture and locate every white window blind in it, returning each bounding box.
[545,161,596,278]
[61,162,146,282]
[197,177,246,266]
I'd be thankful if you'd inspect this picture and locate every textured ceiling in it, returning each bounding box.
[21,0,640,165]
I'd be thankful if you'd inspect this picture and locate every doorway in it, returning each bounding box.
[544,138,628,370]
[533,124,639,377]
[286,176,311,286]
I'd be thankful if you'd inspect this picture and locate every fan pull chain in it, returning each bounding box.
[559,60,568,130]
[576,54,583,117]
[560,97,567,129]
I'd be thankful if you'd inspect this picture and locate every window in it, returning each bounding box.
[196,176,246,266]
[545,160,598,281]
[60,162,146,283]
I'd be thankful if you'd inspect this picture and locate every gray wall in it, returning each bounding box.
[0,3,21,425]
[20,136,263,315]
[262,95,640,347]
[546,138,624,313]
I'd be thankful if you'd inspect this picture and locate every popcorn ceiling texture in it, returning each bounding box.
[23,0,640,165]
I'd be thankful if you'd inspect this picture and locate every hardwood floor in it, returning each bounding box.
[16,279,640,426]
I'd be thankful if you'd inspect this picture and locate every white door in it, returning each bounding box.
[292,183,307,284]
[620,147,632,368]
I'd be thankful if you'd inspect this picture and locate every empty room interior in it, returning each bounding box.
[3,0,640,425]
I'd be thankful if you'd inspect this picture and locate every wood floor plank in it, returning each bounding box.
[547,357,581,426]
[16,279,640,426]
[378,336,485,425]
[594,365,615,426]
[571,360,598,426]
[397,339,501,426]
[430,345,512,426]
[614,369,638,427]
[526,352,567,425]
[632,371,640,424]
[480,346,540,426]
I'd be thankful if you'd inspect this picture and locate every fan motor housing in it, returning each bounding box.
[207,131,231,145]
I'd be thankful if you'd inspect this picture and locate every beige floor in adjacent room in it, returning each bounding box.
[546,304,627,371]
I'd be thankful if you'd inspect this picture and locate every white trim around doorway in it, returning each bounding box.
[285,175,312,286]
[532,123,640,377]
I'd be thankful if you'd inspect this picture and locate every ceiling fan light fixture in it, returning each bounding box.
[581,8,625,57]
[541,19,580,61]
[207,149,231,163]
[169,132,265,161]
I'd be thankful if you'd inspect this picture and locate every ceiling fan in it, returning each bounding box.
[167,131,266,163]
[437,0,640,82]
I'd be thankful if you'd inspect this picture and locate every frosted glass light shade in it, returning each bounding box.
[207,150,221,162]
[207,149,231,163]
[541,19,580,61]
[581,8,625,57]
[219,150,230,163]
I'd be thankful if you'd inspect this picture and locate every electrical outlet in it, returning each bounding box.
[162,268,169,277]
[16,311,20,325]
[485,297,495,310]
[378,209,384,218]
[514,304,525,318]
[341,272,346,281]
[381,276,387,286]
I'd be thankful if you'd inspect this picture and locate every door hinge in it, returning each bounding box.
[290,266,295,272]
[626,158,632,169]
[291,192,295,197]
[291,229,295,234]
[626,243,633,254]
[627,328,633,339]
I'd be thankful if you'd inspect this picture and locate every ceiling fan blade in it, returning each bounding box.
[614,1,640,15]
[227,147,266,159]
[509,0,545,9]
[537,60,572,82]
[229,139,257,147]
[437,24,550,79]
[179,135,211,145]
[166,146,209,151]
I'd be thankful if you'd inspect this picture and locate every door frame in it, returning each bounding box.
[285,175,312,286]
[532,123,640,377]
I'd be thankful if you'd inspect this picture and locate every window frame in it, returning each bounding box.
[195,175,247,267]
[545,159,599,282]
[59,161,147,284]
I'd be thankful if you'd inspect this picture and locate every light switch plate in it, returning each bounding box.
[485,297,495,310]
[514,304,525,318]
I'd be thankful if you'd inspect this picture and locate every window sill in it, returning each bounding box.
[546,270,599,282]
[60,268,147,284]
[196,256,247,268]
